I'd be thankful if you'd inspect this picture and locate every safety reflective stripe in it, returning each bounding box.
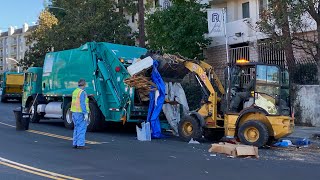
[71,88,90,113]
[71,88,83,112]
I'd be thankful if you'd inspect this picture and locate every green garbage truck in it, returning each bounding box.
[1,72,24,102]
[22,42,162,131]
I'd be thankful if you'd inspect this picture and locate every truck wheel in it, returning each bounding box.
[178,115,202,141]
[28,101,40,123]
[238,120,269,147]
[86,102,103,132]
[203,129,225,142]
[63,102,74,129]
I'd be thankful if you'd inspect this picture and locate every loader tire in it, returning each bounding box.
[178,115,202,141]
[238,120,269,147]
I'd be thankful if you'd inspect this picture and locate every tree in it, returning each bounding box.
[257,0,320,77]
[22,0,134,68]
[21,10,58,68]
[145,0,210,59]
[256,0,295,72]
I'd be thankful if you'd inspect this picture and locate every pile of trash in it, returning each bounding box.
[124,52,190,139]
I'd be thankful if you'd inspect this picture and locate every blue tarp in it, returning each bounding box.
[147,60,165,138]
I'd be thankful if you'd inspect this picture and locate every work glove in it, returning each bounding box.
[84,113,89,122]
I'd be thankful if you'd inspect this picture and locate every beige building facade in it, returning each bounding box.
[0,23,36,74]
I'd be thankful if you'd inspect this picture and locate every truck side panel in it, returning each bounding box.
[42,47,95,96]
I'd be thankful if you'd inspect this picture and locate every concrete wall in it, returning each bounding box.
[295,85,320,127]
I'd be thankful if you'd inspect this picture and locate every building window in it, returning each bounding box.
[242,2,250,18]
[163,0,171,9]
[131,14,135,23]
[0,67,3,71]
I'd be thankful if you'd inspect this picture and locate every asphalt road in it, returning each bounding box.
[0,99,320,180]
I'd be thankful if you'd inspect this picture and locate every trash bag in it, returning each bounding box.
[136,122,151,141]
[295,138,311,147]
[147,60,165,138]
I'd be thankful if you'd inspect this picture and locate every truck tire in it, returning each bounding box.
[86,102,104,132]
[203,129,225,142]
[63,102,74,129]
[28,101,40,123]
[238,120,269,147]
[178,115,202,141]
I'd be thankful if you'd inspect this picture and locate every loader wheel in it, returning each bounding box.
[63,102,74,129]
[238,120,269,147]
[203,129,225,142]
[178,115,202,141]
[28,100,40,123]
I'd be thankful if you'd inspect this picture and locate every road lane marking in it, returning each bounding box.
[0,157,82,180]
[27,129,101,145]
[0,121,102,145]
[0,121,16,128]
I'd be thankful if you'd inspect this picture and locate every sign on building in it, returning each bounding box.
[207,8,226,37]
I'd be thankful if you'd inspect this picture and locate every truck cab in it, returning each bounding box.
[1,72,24,102]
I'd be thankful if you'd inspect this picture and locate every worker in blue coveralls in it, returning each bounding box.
[71,79,90,149]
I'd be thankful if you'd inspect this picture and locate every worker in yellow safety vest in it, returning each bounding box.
[71,79,90,149]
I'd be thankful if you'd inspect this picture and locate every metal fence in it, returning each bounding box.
[229,46,250,64]
[292,58,318,85]
[258,42,286,68]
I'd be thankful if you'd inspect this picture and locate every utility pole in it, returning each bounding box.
[138,0,146,47]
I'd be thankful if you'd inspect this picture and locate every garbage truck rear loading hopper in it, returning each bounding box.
[22,42,163,131]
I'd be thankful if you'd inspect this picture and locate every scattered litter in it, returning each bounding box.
[188,138,200,144]
[227,156,235,158]
[204,171,209,174]
[169,156,177,159]
[34,141,38,143]
[208,142,259,158]
[136,122,151,141]
[313,133,320,139]
[295,138,311,147]
[206,158,210,160]
[101,142,110,144]
[210,154,217,157]
[274,139,293,147]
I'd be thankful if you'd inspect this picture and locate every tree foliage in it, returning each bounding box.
[22,0,135,68]
[21,10,58,68]
[257,0,320,75]
[145,0,210,59]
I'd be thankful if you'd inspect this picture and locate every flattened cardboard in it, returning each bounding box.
[208,143,259,158]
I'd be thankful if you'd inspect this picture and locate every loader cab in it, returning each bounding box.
[225,61,291,116]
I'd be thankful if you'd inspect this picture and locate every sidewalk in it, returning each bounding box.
[287,125,320,145]
[289,126,320,139]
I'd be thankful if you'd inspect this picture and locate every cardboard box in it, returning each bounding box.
[208,143,259,158]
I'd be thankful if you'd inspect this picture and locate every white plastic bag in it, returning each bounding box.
[136,122,151,141]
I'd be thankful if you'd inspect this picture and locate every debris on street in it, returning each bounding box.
[136,122,151,141]
[274,139,294,147]
[208,143,259,158]
[188,138,200,144]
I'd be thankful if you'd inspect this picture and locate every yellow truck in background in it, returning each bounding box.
[1,72,24,102]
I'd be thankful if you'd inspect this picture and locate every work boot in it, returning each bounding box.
[72,145,77,149]
[77,146,90,149]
